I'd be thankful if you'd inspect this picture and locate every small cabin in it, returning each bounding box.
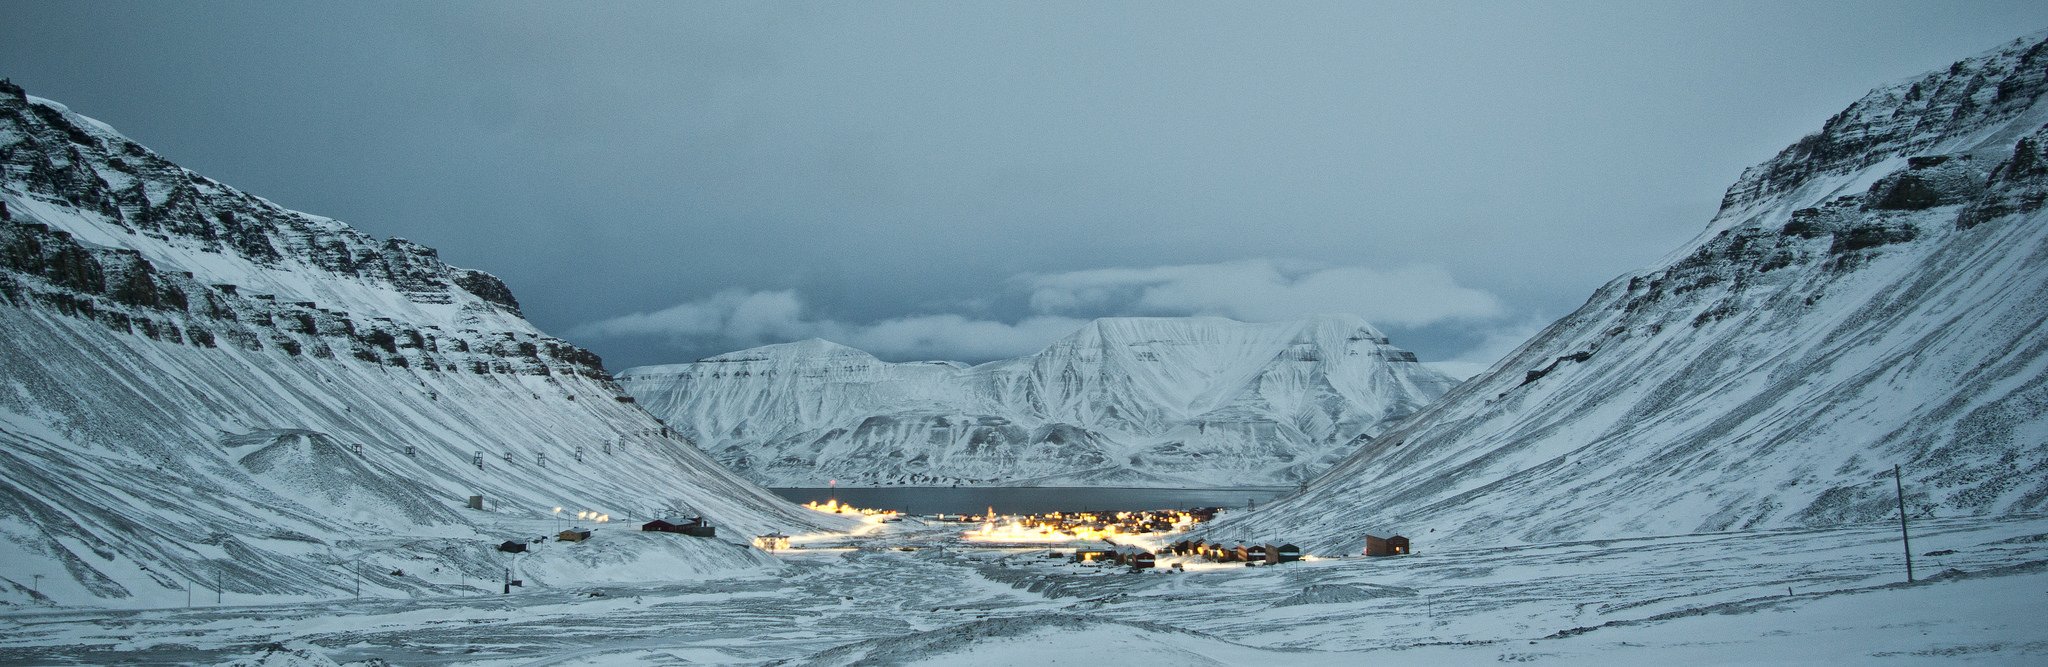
[558,528,592,543]
[1232,544,1251,563]
[1364,534,1410,556]
[1274,543,1302,563]
[753,532,791,551]
[1247,544,1268,562]
[497,540,528,553]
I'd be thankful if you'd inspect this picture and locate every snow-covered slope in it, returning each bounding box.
[618,316,1460,487]
[0,80,848,607]
[1214,33,2048,553]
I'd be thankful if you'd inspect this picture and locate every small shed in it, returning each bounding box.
[497,540,528,553]
[558,528,592,543]
[680,517,716,538]
[753,533,791,551]
[1364,534,1410,556]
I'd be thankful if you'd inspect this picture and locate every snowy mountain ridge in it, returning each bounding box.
[619,314,1461,487]
[0,80,847,607]
[1213,33,2048,553]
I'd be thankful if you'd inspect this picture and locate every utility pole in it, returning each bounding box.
[355,559,363,598]
[30,574,41,599]
[216,568,223,605]
[1894,464,1914,583]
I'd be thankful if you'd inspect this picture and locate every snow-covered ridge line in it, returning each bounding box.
[619,314,1461,488]
[0,79,849,608]
[1213,31,2048,553]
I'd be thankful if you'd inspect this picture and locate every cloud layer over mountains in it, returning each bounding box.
[574,258,1508,367]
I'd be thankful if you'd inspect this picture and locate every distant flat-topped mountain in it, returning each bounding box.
[0,81,842,606]
[618,315,1461,487]
[1213,32,2048,552]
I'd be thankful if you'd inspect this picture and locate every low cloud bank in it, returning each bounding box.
[575,258,1525,364]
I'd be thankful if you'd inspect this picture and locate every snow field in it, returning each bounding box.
[1,513,2040,664]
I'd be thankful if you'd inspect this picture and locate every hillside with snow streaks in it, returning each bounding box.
[1213,34,2048,553]
[619,315,1460,487]
[0,81,847,608]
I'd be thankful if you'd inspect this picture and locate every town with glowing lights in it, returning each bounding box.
[769,498,1337,574]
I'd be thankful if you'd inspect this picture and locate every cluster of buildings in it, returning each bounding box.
[642,516,718,538]
[1072,544,1159,569]
[802,499,900,518]
[1166,540,1304,565]
[966,507,1220,543]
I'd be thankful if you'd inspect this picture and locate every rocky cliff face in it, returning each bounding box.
[1212,33,2048,553]
[619,315,1460,487]
[0,81,844,607]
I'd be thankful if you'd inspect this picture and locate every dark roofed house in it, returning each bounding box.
[1275,543,1302,563]
[1364,534,1410,557]
[497,540,528,553]
[642,518,679,533]
[644,517,717,538]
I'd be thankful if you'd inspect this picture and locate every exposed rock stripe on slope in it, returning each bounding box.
[1216,32,2048,553]
[619,315,1459,487]
[0,81,847,607]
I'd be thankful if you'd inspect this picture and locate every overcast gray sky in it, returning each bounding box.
[6,2,2045,375]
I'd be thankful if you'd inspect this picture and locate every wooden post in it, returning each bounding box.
[1894,464,1913,583]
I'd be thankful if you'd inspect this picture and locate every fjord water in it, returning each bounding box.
[771,487,1295,515]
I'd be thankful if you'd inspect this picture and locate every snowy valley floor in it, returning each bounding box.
[3,514,2046,665]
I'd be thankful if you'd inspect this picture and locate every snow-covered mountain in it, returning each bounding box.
[618,315,1460,487]
[1213,33,2048,553]
[0,81,847,607]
